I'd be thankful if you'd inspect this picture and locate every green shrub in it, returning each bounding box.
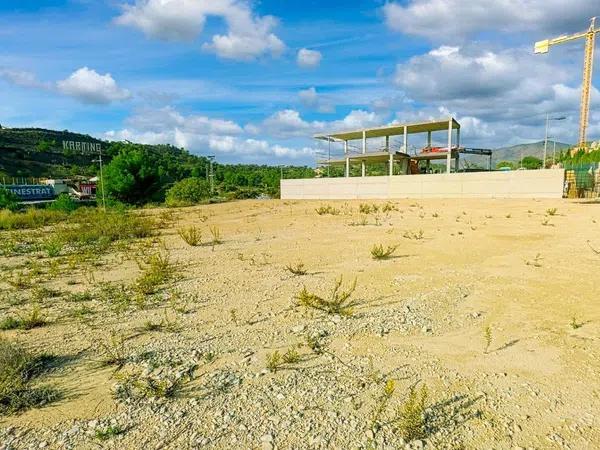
[296,277,358,316]
[165,178,211,207]
[178,226,202,246]
[48,194,78,213]
[0,209,66,231]
[0,338,60,415]
[396,385,428,441]
[0,188,20,212]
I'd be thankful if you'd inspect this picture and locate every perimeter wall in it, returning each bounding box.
[281,169,565,199]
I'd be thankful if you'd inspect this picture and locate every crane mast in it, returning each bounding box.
[534,17,600,151]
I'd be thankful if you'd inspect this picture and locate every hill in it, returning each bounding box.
[492,141,571,164]
[0,126,315,198]
[0,127,105,179]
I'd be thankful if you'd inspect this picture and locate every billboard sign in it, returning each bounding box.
[4,185,55,201]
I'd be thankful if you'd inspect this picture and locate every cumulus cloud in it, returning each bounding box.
[0,66,131,105]
[383,0,598,40]
[104,106,317,160]
[297,48,322,68]
[258,108,383,138]
[393,45,578,120]
[0,68,51,90]
[116,0,285,61]
[57,67,131,104]
[298,87,334,113]
[126,106,243,135]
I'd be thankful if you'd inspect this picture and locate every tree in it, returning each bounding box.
[103,145,161,204]
[496,160,516,170]
[520,156,543,170]
[165,178,211,207]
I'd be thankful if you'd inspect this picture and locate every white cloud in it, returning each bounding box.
[57,67,131,104]
[0,68,51,90]
[1,66,131,105]
[299,87,335,113]
[126,106,243,135]
[383,0,599,40]
[116,0,285,61]
[297,48,322,68]
[258,108,384,138]
[103,106,317,160]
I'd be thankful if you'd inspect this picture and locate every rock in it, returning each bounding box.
[291,325,305,333]
[261,434,274,443]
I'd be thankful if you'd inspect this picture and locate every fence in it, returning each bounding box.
[563,162,600,199]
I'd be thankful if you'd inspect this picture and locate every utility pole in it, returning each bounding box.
[543,115,566,168]
[92,146,106,212]
[535,17,600,151]
[207,155,215,195]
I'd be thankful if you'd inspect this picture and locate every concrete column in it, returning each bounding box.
[385,135,390,151]
[389,153,393,176]
[455,154,459,173]
[403,126,408,153]
[427,131,432,148]
[446,118,452,174]
[362,131,366,177]
[344,140,349,178]
[456,127,461,149]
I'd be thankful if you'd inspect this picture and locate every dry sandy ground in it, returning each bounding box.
[1,198,599,449]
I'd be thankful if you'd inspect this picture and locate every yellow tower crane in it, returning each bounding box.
[534,17,600,151]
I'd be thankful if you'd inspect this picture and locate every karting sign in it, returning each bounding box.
[4,185,55,201]
[62,141,102,155]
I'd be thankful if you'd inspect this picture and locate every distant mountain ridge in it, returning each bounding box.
[492,141,571,163]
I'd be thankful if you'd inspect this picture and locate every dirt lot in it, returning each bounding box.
[1,198,599,449]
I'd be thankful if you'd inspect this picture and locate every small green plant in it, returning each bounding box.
[209,225,222,245]
[296,277,358,316]
[315,205,340,216]
[396,384,428,441]
[285,261,307,275]
[359,203,379,214]
[372,379,396,427]
[95,425,125,441]
[177,226,202,246]
[571,316,582,329]
[97,332,127,367]
[266,351,283,372]
[115,371,188,400]
[348,215,369,226]
[0,338,61,415]
[306,334,327,355]
[484,325,492,353]
[541,219,554,227]
[135,252,174,295]
[229,308,238,325]
[403,230,424,240]
[382,202,398,213]
[0,306,46,330]
[370,243,398,260]
[546,208,558,216]
[42,238,63,258]
[282,347,301,364]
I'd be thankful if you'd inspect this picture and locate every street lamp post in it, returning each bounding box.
[92,147,106,212]
[543,115,566,168]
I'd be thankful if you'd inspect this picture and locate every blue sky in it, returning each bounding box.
[0,0,599,165]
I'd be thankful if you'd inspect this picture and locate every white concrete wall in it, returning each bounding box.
[281,169,565,199]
